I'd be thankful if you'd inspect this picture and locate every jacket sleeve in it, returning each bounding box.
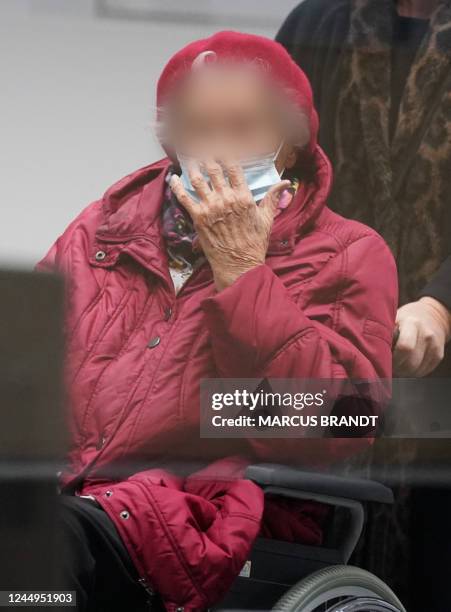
[202,234,397,381]
[201,234,398,464]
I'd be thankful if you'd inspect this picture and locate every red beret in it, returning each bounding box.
[156,30,319,152]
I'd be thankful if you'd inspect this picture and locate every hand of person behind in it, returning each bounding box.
[393,297,451,377]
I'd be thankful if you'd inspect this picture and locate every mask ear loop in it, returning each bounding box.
[274,140,286,178]
[273,140,285,161]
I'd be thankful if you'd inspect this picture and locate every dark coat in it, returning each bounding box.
[277,0,451,305]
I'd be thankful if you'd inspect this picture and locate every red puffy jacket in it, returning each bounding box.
[36,147,397,610]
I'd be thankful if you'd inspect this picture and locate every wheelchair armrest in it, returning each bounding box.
[245,463,394,504]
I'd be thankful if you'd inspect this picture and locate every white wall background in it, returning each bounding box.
[0,0,300,267]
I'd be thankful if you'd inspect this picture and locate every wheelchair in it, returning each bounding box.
[215,463,406,612]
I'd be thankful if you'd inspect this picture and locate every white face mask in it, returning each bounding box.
[176,142,285,204]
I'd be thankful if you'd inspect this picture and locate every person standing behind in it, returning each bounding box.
[276,1,451,611]
[277,0,451,374]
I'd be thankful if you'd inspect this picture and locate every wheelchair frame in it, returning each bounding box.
[216,463,399,611]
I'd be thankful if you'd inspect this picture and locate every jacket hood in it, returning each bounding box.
[96,146,332,246]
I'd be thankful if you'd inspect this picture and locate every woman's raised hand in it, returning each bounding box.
[170,159,290,291]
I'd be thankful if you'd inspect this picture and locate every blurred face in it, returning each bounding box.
[162,64,301,173]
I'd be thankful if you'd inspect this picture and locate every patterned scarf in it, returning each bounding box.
[161,168,203,272]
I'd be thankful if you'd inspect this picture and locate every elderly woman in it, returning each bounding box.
[37,32,397,612]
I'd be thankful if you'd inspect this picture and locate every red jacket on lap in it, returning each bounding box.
[36,146,397,610]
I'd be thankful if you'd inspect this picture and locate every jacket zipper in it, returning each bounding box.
[138,577,156,610]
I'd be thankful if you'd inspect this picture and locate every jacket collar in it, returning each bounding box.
[90,147,332,270]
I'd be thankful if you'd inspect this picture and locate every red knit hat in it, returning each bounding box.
[156,30,319,153]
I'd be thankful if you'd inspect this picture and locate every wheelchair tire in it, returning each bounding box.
[272,565,406,612]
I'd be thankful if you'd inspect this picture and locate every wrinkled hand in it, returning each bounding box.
[170,159,290,291]
[393,297,451,377]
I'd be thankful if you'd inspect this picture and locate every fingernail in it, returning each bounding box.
[278,189,294,210]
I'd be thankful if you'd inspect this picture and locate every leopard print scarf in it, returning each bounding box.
[333,0,451,304]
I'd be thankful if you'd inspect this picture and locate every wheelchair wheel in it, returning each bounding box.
[272,565,406,612]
